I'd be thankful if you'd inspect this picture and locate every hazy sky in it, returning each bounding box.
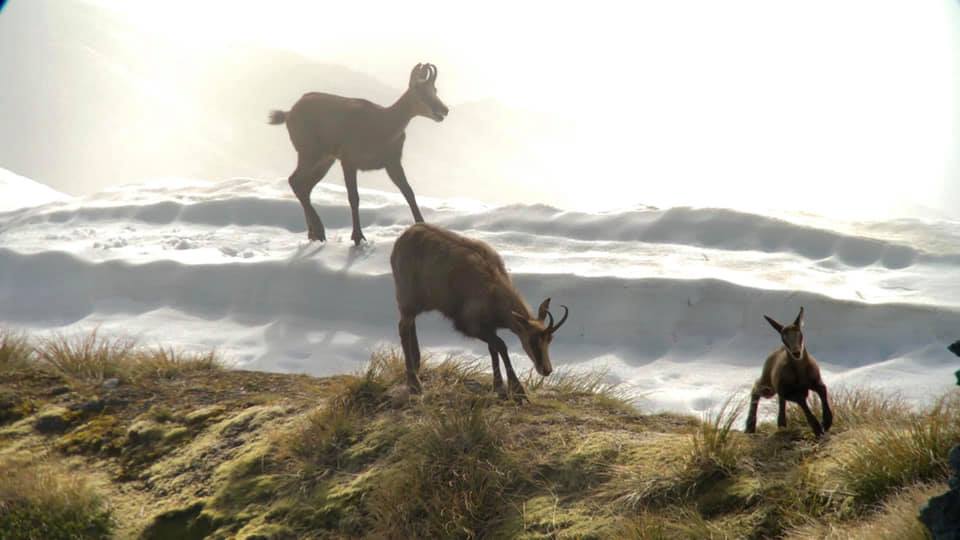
[22,2,960,217]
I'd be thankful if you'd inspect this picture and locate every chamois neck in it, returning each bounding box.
[500,286,533,332]
[385,89,418,130]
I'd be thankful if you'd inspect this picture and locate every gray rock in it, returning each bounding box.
[102,378,120,389]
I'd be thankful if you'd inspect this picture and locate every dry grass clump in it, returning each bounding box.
[0,457,113,540]
[835,392,960,509]
[36,330,220,383]
[785,482,943,540]
[825,386,912,432]
[368,403,521,538]
[689,397,747,477]
[0,329,33,370]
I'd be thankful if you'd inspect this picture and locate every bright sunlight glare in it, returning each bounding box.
[36,1,960,217]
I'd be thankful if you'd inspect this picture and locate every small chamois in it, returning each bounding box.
[390,223,568,399]
[745,307,833,437]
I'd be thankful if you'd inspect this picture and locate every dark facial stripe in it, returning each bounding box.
[530,337,543,367]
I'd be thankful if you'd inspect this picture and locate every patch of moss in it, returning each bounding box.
[33,405,79,434]
[141,502,216,540]
[0,389,37,425]
[184,405,227,426]
[56,414,124,455]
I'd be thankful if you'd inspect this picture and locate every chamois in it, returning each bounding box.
[269,63,448,245]
[745,307,833,437]
[390,223,569,399]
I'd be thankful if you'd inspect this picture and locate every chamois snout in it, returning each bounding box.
[515,300,569,378]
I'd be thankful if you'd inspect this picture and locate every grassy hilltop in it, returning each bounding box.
[0,329,957,539]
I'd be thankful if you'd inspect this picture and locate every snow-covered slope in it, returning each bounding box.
[0,168,70,212]
[0,176,958,414]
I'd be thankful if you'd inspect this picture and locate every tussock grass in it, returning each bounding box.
[524,365,638,414]
[0,457,113,540]
[835,392,960,508]
[369,403,520,538]
[281,351,400,478]
[616,507,741,540]
[689,397,746,477]
[786,482,942,540]
[826,386,912,432]
[36,330,220,383]
[0,330,33,370]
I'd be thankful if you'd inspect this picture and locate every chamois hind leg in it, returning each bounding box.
[745,387,761,433]
[398,316,422,394]
[491,335,528,403]
[813,382,833,432]
[386,161,424,223]
[289,153,335,241]
[796,396,824,437]
[487,340,507,399]
[777,395,787,428]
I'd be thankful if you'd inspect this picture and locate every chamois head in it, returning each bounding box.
[512,298,568,377]
[407,63,449,122]
[764,307,805,360]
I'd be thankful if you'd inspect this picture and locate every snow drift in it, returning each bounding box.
[0,174,957,414]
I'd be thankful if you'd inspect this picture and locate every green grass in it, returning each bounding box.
[0,457,113,540]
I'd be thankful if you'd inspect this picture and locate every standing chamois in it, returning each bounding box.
[269,63,448,245]
[390,223,569,399]
[745,307,833,437]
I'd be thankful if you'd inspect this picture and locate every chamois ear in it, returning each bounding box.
[537,298,551,321]
[794,306,805,327]
[764,315,784,334]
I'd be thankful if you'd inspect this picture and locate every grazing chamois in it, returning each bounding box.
[390,223,568,399]
[745,307,833,437]
[269,63,449,245]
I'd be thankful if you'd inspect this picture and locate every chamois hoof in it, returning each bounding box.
[493,385,508,401]
[308,229,326,242]
[351,230,366,246]
[406,377,422,395]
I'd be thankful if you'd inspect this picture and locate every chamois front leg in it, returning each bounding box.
[487,341,507,400]
[796,397,824,437]
[813,382,832,432]
[386,162,424,223]
[491,335,528,403]
[398,316,422,394]
[342,163,366,246]
[777,395,787,428]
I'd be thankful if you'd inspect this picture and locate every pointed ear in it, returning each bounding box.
[537,298,551,321]
[794,306,805,327]
[764,315,784,334]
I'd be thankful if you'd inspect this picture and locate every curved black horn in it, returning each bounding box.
[427,63,437,82]
[545,310,554,329]
[548,305,569,333]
